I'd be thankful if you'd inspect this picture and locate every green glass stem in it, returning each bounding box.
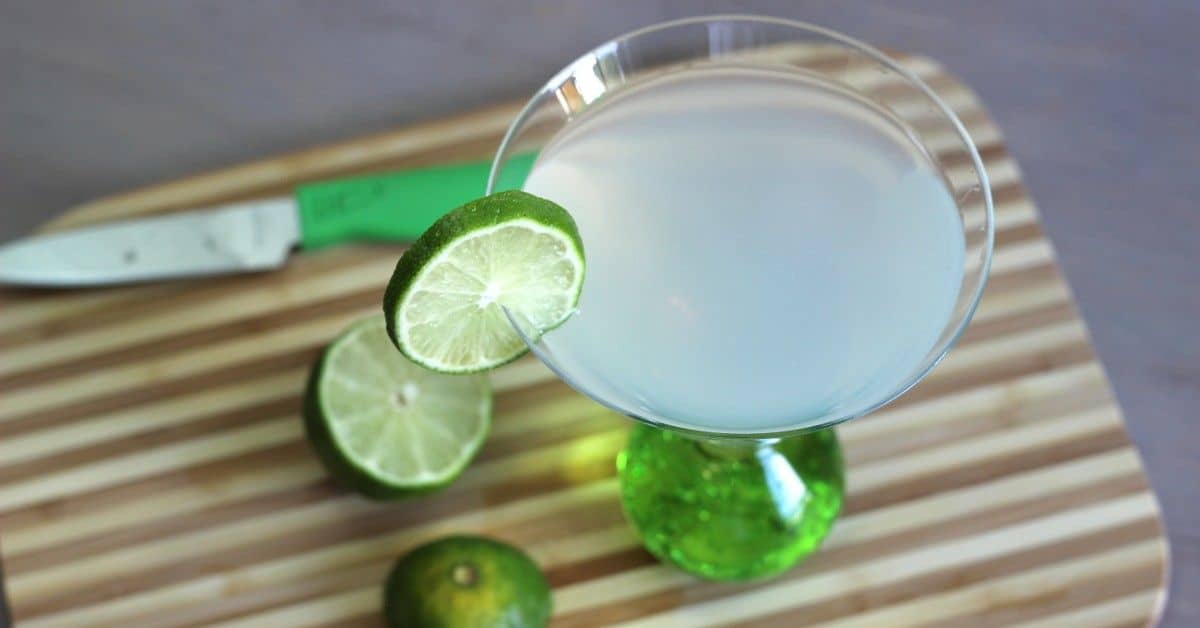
[617,425,844,580]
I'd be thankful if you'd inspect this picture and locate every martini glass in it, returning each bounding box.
[488,15,993,580]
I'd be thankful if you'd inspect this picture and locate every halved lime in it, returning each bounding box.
[384,535,551,628]
[383,190,585,374]
[304,316,491,498]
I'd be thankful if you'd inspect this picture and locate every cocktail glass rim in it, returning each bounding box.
[487,14,995,439]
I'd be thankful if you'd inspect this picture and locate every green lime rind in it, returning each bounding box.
[303,317,491,500]
[383,190,585,374]
[384,535,552,628]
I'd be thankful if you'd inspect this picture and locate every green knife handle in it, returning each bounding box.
[295,152,535,249]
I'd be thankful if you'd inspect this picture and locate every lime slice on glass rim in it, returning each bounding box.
[383,190,586,373]
[304,316,492,498]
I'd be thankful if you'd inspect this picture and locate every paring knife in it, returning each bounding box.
[0,154,535,286]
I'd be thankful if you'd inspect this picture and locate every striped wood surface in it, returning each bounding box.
[0,50,1168,627]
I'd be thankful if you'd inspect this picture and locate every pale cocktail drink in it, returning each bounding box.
[524,66,964,434]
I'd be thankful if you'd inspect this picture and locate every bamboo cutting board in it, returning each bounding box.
[0,50,1169,627]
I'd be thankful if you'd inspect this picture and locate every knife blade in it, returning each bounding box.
[0,199,299,286]
[0,153,535,287]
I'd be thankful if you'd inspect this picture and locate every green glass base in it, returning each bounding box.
[617,425,844,580]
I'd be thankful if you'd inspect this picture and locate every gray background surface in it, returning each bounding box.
[1,1,1196,625]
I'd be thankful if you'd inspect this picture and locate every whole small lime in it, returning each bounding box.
[384,535,551,628]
